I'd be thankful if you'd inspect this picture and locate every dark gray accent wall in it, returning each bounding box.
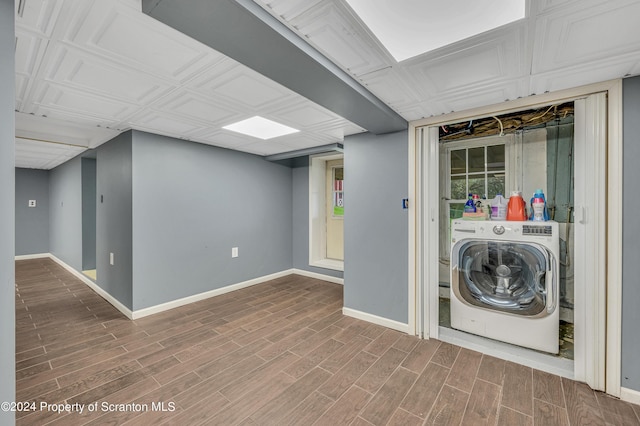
[343,131,409,324]
[292,165,343,278]
[622,76,640,392]
[0,0,15,418]
[16,168,50,255]
[142,0,406,135]
[131,131,293,310]
[96,132,133,310]
[82,158,97,270]
[49,156,83,271]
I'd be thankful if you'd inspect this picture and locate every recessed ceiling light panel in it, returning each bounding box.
[345,0,526,62]
[222,116,299,140]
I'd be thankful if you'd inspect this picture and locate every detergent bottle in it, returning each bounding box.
[464,193,476,213]
[506,191,527,221]
[490,193,507,220]
[529,189,549,221]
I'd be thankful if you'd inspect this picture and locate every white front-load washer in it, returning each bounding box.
[450,219,560,354]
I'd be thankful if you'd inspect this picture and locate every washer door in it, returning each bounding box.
[451,240,556,318]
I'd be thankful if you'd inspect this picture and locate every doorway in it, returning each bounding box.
[81,157,97,280]
[408,81,623,396]
[309,153,344,271]
[325,159,344,261]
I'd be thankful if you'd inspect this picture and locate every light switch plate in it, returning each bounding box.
[232,247,239,258]
[28,200,36,207]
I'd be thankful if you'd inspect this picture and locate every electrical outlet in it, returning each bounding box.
[232,247,239,258]
[28,200,36,207]
[109,252,114,266]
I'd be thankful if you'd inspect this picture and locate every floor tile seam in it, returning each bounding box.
[48,346,161,389]
[593,392,634,424]
[498,403,535,419]
[533,397,572,420]
[533,388,567,410]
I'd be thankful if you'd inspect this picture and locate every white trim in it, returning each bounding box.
[408,126,418,336]
[606,80,623,398]
[309,153,345,271]
[309,258,344,272]
[47,254,134,320]
[15,256,347,321]
[620,387,640,405]
[132,269,295,319]
[15,253,49,260]
[408,79,623,397]
[439,327,574,380]
[342,307,409,333]
[292,268,344,285]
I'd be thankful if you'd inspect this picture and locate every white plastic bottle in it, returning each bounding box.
[490,193,507,220]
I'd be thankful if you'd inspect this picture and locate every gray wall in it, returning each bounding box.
[292,165,344,278]
[0,0,15,418]
[343,131,409,324]
[96,132,133,310]
[131,131,293,310]
[82,158,97,270]
[15,168,50,255]
[49,155,83,271]
[622,76,640,392]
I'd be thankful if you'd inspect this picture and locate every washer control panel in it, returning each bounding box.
[522,224,553,236]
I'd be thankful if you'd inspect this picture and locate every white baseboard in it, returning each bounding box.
[342,307,409,333]
[132,269,295,319]
[292,268,344,285]
[15,253,49,260]
[15,255,347,322]
[47,254,134,320]
[620,387,640,405]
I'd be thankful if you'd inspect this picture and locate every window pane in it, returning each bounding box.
[488,174,505,199]
[468,147,485,173]
[451,175,466,199]
[487,145,505,171]
[450,150,466,175]
[469,176,486,198]
[334,167,343,181]
[450,203,464,219]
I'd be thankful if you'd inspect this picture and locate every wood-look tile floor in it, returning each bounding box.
[15,258,640,426]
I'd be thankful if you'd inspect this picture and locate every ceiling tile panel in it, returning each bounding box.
[34,82,137,123]
[155,92,240,126]
[271,102,341,129]
[358,67,422,111]
[15,112,121,149]
[435,78,527,115]
[191,64,295,110]
[530,55,637,94]
[257,0,323,21]
[14,31,45,75]
[43,46,174,105]
[130,110,205,138]
[66,1,216,82]
[15,0,63,37]
[288,1,390,76]
[532,0,640,74]
[15,138,87,170]
[239,141,296,156]
[192,129,260,150]
[409,27,526,97]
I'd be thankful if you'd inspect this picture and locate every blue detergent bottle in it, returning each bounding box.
[464,193,476,213]
[529,189,550,221]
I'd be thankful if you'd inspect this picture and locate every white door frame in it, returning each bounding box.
[407,79,623,397]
